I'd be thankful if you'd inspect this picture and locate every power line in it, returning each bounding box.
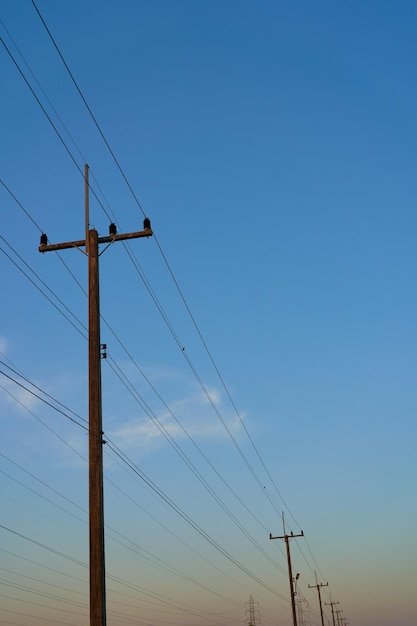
[0,449,249,611]
[0,179,43,233]
[1,174,289,581]
[0,237,289,589]
[0,239,87,340]
[31,0,147,220]
[0,369,88,432]
[2,5,343,605]
[105,354,287,574]
[106,439,287,600]
[1,371,285,610]
[1,179,290,585]
[3,25,288,541]
[0,527,228,625]
[0,360,87,427]
[27,0,295,523]
[0,19,118,228]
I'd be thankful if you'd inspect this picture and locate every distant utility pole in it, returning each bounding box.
[308,571,328,626]
[335,608,343,626]
[39,165,153,626]
[269,513,304,626]
[324,598,339,626]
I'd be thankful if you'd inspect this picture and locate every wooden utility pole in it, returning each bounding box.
[269,513,304,626]
[335,608,343,626]
[308,572,328,626]
[39,165,153,626]
[88,225,105,626]
[324,598,339,626]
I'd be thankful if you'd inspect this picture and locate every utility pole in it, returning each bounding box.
[308,571,328,626]
[39,165,153,626]
[269,513,304,626]
[335,608,343,626]
[324,599,339,626]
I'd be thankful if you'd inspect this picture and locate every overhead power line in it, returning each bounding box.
[0,368,88,432]
[0,450,252,616]
[28,0,301,528]
[1,3,341,606]
[5,3,293,532]
[1,179,288,579]
[106,438,288,601]
[31,0,147,220]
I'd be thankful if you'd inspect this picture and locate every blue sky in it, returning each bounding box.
[1,2,416,626]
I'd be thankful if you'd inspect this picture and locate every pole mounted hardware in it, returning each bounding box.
[39,220,152,253]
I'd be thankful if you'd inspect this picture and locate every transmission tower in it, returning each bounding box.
[245,595,260,626]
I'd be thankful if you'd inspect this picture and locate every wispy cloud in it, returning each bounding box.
[108,363,246,455]
[0,356,247,466]
[0,376,40,416]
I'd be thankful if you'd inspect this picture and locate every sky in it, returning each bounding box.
[0,1,416,625]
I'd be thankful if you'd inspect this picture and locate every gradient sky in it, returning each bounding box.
[1,2,416,626]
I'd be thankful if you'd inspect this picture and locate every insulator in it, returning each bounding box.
[109,223,117,236]
[143,217,151,230]
[40,233,48,246]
